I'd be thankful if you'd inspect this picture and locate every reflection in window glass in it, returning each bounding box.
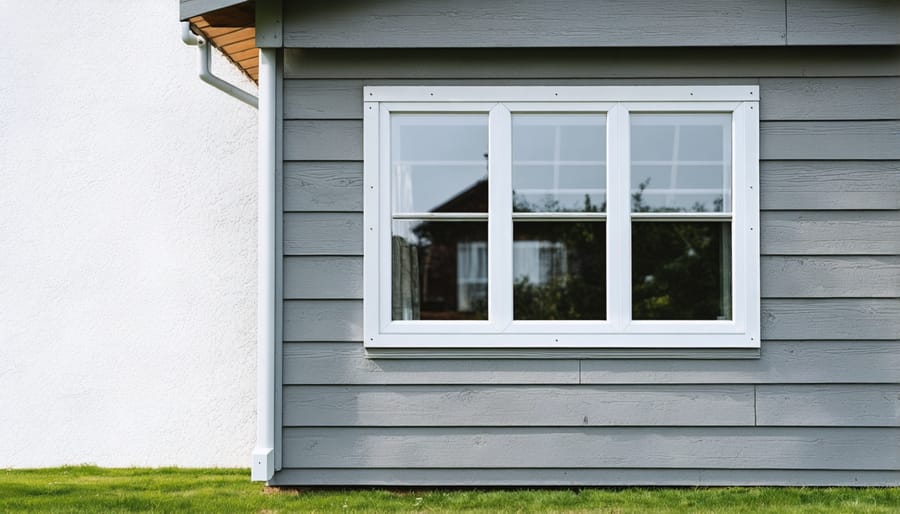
[513,221,606,320]
[631,114,731,213]
[632,221,732,320]
[457,242,487,313]
[392,221,488,321]
[391,114,489,213]
[513,114,606,213]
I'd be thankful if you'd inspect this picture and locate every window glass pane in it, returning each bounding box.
[632,221,732,320]
[392,220,488,320]
[631,114,732,213]
[513,114,606,213]
[392,114,489,213]
[513,221,606,320]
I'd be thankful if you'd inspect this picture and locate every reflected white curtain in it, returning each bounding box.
[514,241,567,284]
[457,242,487,312]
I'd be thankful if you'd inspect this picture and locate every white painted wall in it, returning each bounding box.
[0,1,258,467]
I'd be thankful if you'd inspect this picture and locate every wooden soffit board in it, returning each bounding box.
[189,2,258,83]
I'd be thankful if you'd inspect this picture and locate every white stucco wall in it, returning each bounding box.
[0,1,258,467]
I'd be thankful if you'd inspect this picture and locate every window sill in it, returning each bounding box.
[364,347,761,360]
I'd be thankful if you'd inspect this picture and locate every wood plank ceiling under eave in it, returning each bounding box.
[189,15,258,83]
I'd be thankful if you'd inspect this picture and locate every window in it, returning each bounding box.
[364,86,759,349]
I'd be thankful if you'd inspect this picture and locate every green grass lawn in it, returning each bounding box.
[2,466,898,513]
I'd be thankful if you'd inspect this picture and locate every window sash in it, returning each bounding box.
[363,87,759,348]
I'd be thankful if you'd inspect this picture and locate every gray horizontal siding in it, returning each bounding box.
[761,299,899,340]
[284,120,362,161]
[760,256,900,298]
[283,120,900,161]
[759,78,900,121]
[280,255,897,303]
[284,341,900,385]
[580,341,900,385]
[284,300,361,342]
[282,427,900,469]
[761,121,900,160]
[285,256,897,300]
[283,213,362,255]
[276,49,900,485]
[269,468,900,487]
[280,0,900,49]
[760,161,900,211]
[786,0,900,46]
[756,385,900,427]
[283,48,900,79]
[281,209,900,260]
[283,342,581,384]
[283,211,900,256]
[280,160,900,213]
[284,257,362,299]
[284,162,362,212]
[284,78,900,122]
[282,385,755,426]
[284,81,364,120]
[283,0,786,48]
[283,299,900,341]
[760,211,900,255]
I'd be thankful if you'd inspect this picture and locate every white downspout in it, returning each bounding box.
[251,47,277,482]
[181,22,258,109]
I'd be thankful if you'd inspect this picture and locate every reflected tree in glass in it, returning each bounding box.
[630,113,733,320]
[512,195,606,321]
[631,182,732,320]
[511,113,607,321]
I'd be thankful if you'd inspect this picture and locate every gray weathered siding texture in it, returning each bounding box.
[273,45,900,486]
[281,0,900,47]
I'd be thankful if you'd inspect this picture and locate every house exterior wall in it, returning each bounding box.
[0,1,257,467]
[273,45,900,485]
[280,0,900,47]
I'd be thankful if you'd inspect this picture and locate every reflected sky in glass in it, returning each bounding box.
[392,114,488,213]
[631,114,732,213]
[513,114,606,213]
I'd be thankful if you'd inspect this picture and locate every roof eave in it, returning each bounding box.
[180,0,253,22]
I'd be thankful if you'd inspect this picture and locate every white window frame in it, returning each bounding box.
[363,86,760,349]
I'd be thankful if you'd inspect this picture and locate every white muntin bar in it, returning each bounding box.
[630,212,732,222]
[391,212,488,220]
[511,212,608,221]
